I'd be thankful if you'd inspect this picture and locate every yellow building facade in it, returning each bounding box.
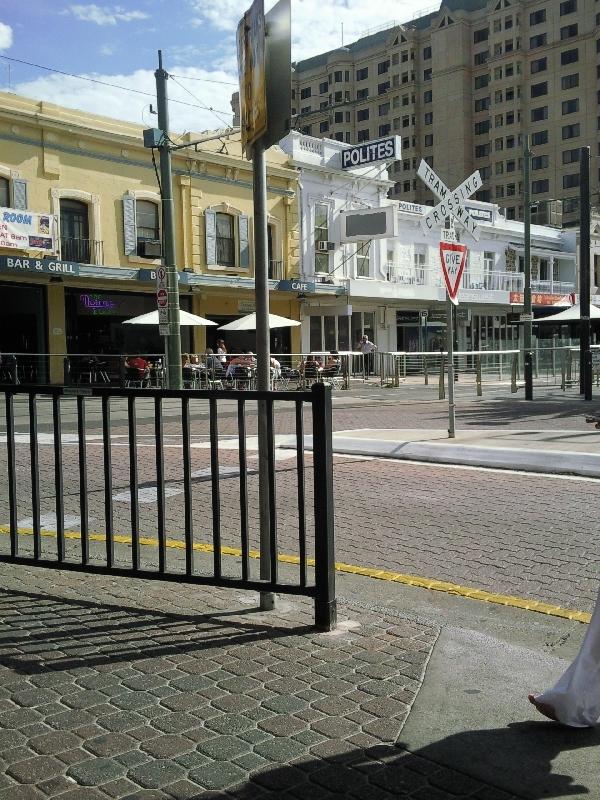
[0,92,301,383]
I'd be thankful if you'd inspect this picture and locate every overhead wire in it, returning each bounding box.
[169,75,233,129]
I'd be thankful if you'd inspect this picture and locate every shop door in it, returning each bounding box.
[60,199,90,263]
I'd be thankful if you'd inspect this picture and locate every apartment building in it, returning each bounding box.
[279,0,599,228]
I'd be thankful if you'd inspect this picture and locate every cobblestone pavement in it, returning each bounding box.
[0,563,521,799]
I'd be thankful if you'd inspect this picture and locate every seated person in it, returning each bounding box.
[323,350,341,377]
[270,357,281,379]
[299,354,322,379]
[181,353,191,368]
[125,355,150,379]
[226,351,254,380]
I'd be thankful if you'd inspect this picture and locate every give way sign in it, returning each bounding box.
[439,242,468,304]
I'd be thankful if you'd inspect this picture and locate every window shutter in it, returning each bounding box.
[238,214,249,268]
[11,179,28,210]
[123,195,137,256]
[205,208,217,265]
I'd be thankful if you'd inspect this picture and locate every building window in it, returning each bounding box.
[314,203,330,274]
[377,60,390,74]
[475,97,490,111]
[531,130,549,145]
[424,112,433,125]
[531,82,547,97]
[560,23,578,39]
[563,173,580,189]
[356,241,370,277]
[378,81,391,93]
[423,45,432,59]
[423,68,432,80]
[530,33,547,48]
[531,179,549,194]
[357,129,369,142]
[505,63,514,77]
[506,87,515,101]
[495,138,504,151]
[60,199,91,263]
[319,121,329,133]
[561,73,579,90]
[506,159,516,172]
[356,67,368,80]
[560,0,576,13]
[424,133,433,146]
[213,212,236,267]
[495,162,504,175]
[319,81,328,94]
[562,147,580,164]
[424,89,432,103]
[379,102,390,115]
[474,74,489,89]
[474,27,489,42]
[473,51,489,65]
[135,200,159,257]
[334,70,343,82]
[531,57,547,74]
[496,186,504,198]
[506,111,515,125]
[356,88,369,100]
[475,144,490,157]
[532,154,549,169]
[495,114,504,127]
[562,123,580,139]
[530,8,546,24]
[506,135,516,148]
[334,111,343,123]
[562,98,579,114]
[475,120,491,135]
[300,87,311,99]
[531,106,548,121]
[561,48,579,64]
[379,123,391,136]
[357,108,369,121]
[0,176,8,208]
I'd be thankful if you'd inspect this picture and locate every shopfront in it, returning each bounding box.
[396,310,445,353]
[0,281,48,382]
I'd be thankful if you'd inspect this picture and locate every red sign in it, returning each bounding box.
[439,242,468,304]
[510,292,570,306]
[156,287,168,308]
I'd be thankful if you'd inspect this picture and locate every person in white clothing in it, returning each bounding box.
[357,334,377,376]
[529,588,600,727]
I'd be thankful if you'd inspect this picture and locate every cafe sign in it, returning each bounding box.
[0,255,80,276]
[0,207,57,252]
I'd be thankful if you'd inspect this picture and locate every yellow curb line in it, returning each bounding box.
[0,526,590,624]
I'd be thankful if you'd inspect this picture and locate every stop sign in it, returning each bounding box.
[156,288,167,308]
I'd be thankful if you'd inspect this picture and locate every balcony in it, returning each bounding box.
[60,237,104,265]
[268,260,284,280]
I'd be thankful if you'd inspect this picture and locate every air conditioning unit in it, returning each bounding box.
[531,200,563,228]
[317,240,335,252]
[139,239,162,258]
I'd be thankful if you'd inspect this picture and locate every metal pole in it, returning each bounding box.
[155,51,182,389]
[447,294,456,437]
[579,146,592,400]
[253,139,275,611]
[523,135,533,400]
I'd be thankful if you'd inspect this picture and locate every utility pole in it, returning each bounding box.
[579,146,592,400]
[155,50,182,389]
[523,135,533,400]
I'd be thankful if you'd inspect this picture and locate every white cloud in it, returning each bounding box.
[187,0,434,62]
[67,4,150,26]
[100,43,116,56]
[0,21,13,50]
[1,67,236,135]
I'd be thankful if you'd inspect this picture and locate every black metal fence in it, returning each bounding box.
[0,383,336,629]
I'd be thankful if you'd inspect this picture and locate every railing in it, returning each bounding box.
[60,237,104,265]
[0,384,337,629]
[386,264,575,295]
[268,260,284,280]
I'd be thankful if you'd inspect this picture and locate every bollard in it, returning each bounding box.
[475,355,482,396]
[510,352,518,393]
[439,354,445,399]
[424,355,429,386]
[394,355,400,388]
[63,357,71,386]
[561,352,566,391]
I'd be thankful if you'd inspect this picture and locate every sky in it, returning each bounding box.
[0,0,430,136]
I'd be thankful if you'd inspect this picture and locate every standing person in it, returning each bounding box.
[529,590,600,727]
[216,339,228,367]
[357,334,377,376]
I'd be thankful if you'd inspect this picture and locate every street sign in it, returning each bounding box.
[159,323,169,336]
[520,313,534,322]
[341,136,401,170]
[237,0,268,158]
[417,161,482,241]
[439,242,468,304]
[157,287,167,308]
[441,228,458,243]
[420,310,428,321]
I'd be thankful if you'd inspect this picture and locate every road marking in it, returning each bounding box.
[17,514,82,530]
[0,526,590,625]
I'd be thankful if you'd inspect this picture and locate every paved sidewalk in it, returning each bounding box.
[301,427,600,478]
[0,563,524,800]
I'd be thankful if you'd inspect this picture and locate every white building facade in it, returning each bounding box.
[280,131,589,355]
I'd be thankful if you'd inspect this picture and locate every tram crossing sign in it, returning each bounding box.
[439,242,468,305]
[417,161,483,241]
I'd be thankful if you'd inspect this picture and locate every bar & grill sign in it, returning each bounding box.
[0,207,57,251]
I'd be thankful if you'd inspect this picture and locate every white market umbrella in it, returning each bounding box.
[218,312,301,331]
[123,309,217,326]
[536,303,600,323]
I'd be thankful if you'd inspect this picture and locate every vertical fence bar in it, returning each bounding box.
[266,398,278,586]
[102,395,114,568]
[296,399,307,588]
[237,397,250,582]
[77,395,89,565]
[5,393,18,556]
[154,396,166,573]
[29,394,41,560]
[311,383,336,630]
[209,397,221,579]
[438,354,446,400]
[128,394,140,570]
[182,396,194,577]
[52,394,65,562]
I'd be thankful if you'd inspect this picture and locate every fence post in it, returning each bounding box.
[394,355,400,388]
[511,352,518,393]
[476,355,482,396]
[439,354,445,399]
[311,383,336,631]
[424,355,428,385]
[63,357,71,386]
[561,351,566,391]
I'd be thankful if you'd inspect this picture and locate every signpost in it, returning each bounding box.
[156,266,168,336]
[417,160,482,438]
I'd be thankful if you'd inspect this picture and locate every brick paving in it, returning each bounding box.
[0,563,520,799]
